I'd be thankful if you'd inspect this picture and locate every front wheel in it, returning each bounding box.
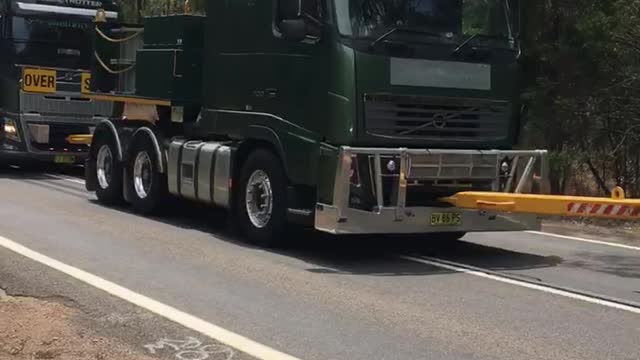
[235,149,288,247]
[93,134,124,205]
[127,136,167,214]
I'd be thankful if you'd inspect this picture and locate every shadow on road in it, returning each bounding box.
[563,253,640,279]
[0,163,84,180]
[90,198,562,277]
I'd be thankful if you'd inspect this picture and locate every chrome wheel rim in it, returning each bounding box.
[245,170,273,229]
[133,151,153,199]
[96,144,113,190]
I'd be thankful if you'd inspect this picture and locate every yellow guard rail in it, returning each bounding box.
[441,187,640,220]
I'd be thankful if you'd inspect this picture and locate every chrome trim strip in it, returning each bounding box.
[17,2,118,18]
[210,109,317,137]
[219,52,311,58]
[212,146,232,208]
[167,140,185,196]
[328,91,350,102]
[197,142,221,205]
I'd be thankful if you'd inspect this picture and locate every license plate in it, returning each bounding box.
[430,212,462,226]
[54,155,76,164]
[22,68,57,94]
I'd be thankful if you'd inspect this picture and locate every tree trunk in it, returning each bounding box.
[585,157,610,195]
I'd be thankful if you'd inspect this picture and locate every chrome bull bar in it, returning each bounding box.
[314,147,549,235]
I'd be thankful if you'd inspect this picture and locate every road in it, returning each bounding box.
[0,167,639,360]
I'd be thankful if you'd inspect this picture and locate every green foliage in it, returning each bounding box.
[118,0,206,23]
[522,0,640,196]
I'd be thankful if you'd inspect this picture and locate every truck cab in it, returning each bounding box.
[206,0,522,150]
[0,0,117,166]
[202,0,533,233]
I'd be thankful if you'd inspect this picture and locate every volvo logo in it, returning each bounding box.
[57,72,78,82]
[431,112,451,129]
[398,106,481,136]
[430,107,481,129]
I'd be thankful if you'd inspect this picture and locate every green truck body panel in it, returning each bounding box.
[136,47,204,102]
[135,16,205,103]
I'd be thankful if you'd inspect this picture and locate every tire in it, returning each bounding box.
[93,134,124,205]
[235,149,288,247]
[127,136,167,215]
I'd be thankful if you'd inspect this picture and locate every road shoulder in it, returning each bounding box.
[0,247,254,360]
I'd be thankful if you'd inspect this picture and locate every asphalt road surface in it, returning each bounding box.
[0,167,639,360]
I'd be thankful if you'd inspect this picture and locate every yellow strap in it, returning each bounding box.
[94,51,136,75]
[95,26,143,43]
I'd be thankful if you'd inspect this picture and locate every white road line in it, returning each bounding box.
[526,231,640,251]
[44,173,86,185]
[0,235,301,360]
[400,255,640,315]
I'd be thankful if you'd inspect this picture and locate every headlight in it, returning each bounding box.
[3,118,20,142]
[501,161,510,173]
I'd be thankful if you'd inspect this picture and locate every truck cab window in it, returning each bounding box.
[277,0,324,39]
[302,0,323,37]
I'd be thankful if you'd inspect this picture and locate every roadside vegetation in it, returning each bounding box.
[522,1,640,197]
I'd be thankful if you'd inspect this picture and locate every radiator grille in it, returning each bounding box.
[20,92,113,118]
[365,94,510,141]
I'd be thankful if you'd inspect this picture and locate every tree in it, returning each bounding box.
[522,0,640,196]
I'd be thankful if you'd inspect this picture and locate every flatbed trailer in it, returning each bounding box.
[79,2,638,247]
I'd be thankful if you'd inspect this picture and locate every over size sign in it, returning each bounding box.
[22,68,57,94]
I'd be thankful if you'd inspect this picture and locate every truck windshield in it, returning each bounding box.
[336,0,514,41]
[10,16,93,69]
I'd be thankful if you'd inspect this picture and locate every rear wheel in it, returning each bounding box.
[127,136,167,214]
[94,134,123,205]
[235,149,288,247]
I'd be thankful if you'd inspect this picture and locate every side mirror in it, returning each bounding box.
[279,19,307,42]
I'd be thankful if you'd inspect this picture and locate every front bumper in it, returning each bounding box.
[0,148,87,165]
[1,114,94,165]
[316,205,541,234]
[315,146,548,235]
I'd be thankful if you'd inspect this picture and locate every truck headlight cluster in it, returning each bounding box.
[386,159,397,172]
[3,118,20,142]
[501,161,510,173]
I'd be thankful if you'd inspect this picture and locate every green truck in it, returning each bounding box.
[84,0,549,246]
